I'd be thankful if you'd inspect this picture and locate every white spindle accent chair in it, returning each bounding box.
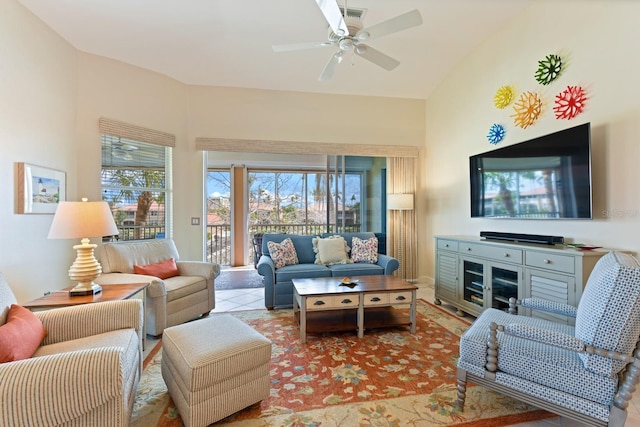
[457,251,640,427]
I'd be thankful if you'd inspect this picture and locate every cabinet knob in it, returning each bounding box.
[395,295,406,301]
[341,299,353,304]
[445,243,449,247]
[544,259,551,264]
[313,300,326,306]
[503,253,509,257]
[467,247,472,251]
[371,297,381,302]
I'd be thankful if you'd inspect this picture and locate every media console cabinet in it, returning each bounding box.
[434,235,607,324]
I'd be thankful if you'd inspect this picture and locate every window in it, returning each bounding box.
[101,134,172,240]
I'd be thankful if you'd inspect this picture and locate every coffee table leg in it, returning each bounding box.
[410,289,417,333]
[357,294,364,338]
[295,292,307,344]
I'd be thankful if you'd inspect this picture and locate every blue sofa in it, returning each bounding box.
[257,232,399,309]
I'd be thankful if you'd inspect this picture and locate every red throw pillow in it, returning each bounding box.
[0,304,47,363]
[134,258,180,279]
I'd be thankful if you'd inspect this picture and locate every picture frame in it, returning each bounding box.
[15,162,66,214]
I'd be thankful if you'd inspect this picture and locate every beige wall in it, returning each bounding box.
[0,1,78,302]
[2,0,425,302]
[419,2,640,282]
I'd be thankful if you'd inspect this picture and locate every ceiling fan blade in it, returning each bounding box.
[314,0,349,36]
[355,9,422,41]
[319,51,344,81]
[272,41,332,53]
[354,44,400,71]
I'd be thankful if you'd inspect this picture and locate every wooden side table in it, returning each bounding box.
[23,283,149,348]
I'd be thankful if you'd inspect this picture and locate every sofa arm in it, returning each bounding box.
[35,299,143,346]
[509,297,577,318]
[376,254,400,275]
[257,255,276,285]
[176,261,220,279]
[0,347,128,425]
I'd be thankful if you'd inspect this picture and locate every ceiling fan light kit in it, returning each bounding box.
[272,1,422,81]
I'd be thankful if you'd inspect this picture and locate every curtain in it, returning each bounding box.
[387,157,417,281]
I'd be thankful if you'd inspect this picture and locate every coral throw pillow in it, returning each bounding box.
[0,304,47,363]
[134,258,180,279]
[351,236,378,264]
[313,235,351,265]
[267,238,299,269]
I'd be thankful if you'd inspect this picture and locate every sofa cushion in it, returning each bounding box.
[164,276,208,302]
[134,258,180,279]
[267,238,299,269]
[575,251,640,376]
[313,235,351,265]
[0,304,47,363]
[350,236,378,263]
[328,263,384,276]
[275,264,331,282]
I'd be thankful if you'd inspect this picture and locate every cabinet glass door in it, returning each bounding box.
[463,260,484,309]
[491,266,518,312]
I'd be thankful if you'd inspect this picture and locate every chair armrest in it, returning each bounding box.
[508,297,577,318]
[376,254,399,275]
[176,261,220,279]
[97,272,166,298]
[0,347,127,425]
[35,299,143,345]
[485,321,635,373]
[503,323,584,353]
[257,255,275,285]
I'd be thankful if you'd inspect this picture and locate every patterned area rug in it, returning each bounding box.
[131,300,553,426]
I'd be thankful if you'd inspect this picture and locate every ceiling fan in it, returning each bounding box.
[272,0,422,81]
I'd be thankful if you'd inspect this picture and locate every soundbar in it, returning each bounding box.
[480,231,564,245]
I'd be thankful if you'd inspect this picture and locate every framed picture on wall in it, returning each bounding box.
[15,162,66,214]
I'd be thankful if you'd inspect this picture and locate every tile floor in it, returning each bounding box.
[145,281,640,426]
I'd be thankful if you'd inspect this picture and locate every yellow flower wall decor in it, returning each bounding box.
[493,85,515,109]
[511,91,542,129]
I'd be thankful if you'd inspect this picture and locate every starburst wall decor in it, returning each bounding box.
[493,85,515,109]
[511,91,542,129]
[535,54,563,85]
[487,124,506,144]
[554,85,587,120]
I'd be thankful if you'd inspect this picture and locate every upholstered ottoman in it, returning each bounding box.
[161,315,272,427]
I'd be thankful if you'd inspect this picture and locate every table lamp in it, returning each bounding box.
[48,198,119,296]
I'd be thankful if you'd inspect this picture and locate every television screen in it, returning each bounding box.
[470,123,592,219]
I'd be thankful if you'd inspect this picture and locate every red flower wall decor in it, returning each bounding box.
[553,85,588,120]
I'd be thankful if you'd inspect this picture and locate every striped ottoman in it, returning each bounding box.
[161,314,272,427]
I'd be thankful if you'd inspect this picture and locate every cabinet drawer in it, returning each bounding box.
[437,239,458,251]
[389,291,413,304]
[460,242,523,263]
[363,293,389,306]
[526,251,574,274]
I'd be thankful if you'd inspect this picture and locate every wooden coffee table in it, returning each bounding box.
[292,275,418,343]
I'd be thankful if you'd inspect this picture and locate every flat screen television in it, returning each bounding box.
[470,123,592,219]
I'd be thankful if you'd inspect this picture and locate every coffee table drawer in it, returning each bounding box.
[389,291,413,304]
[306,295,359,310]
[363,293,389,306]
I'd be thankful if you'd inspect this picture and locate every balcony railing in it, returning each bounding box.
[110,223,361,267]
[207,223,362,266]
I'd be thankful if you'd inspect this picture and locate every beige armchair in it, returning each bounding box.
[95,238,220,336]
[0,273,143,426]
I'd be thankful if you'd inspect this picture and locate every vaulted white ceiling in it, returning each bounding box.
[18,0,532,100]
